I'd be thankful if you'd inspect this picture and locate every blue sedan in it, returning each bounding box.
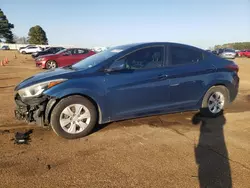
[14,42,239,139]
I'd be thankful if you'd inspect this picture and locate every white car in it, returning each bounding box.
[91,47,108,53]
[20,46,42,54]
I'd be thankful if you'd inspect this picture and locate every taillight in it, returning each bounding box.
[226,64,239,73]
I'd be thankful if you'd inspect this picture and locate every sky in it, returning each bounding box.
[1,0,250,49]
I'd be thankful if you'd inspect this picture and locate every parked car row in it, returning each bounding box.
[208,48,250,59]
[209,48,237,59]
[15,44,97,70]
[34,48,96,69]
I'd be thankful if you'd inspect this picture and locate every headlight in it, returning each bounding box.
[18,79,67,98]
[37,57,45,61]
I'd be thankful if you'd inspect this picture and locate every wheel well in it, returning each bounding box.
[199,84,230,107]
[213,83,226,87]
[47,94,101,125]
[212,84,230,99]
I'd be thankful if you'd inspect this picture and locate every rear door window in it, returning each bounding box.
[169,45,203,66]
[77,49,88,54]
[64,49,75,55]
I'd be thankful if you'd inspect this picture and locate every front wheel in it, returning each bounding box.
[45,60,57,69]
[50,95,97,139]
[21,51,26,54]
[200,86,229,117]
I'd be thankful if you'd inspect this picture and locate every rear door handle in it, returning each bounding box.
[157,74,168,80]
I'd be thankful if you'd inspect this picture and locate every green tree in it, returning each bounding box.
[0,8,14,43]
[28,25,48,45]
[214,42,250,50]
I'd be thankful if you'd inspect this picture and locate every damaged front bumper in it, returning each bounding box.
[14,93,57,126]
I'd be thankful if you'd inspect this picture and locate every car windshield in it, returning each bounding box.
[225,49,235,52]
[71,45,133,70]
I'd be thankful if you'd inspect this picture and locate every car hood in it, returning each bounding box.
[15,68,77,91]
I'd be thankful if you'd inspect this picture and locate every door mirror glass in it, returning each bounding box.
[108,59,126,71]
[107,59,126,72]
[63,52,70,56]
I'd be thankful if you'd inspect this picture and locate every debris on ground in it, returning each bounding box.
[13,129,33,144]
[47,164,51,170]
[0,130,10,134]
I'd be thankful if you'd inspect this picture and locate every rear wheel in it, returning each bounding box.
[50,95,97,139]
[45,60,57,69]
[200,86,229,117]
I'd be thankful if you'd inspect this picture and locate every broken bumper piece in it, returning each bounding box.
[14,93,51,126]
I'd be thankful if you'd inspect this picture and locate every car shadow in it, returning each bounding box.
[91,123,111,134]
[192,110,232,188]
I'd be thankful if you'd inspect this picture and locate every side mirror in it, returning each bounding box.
[106,61,126,72]
[63,53,69,56]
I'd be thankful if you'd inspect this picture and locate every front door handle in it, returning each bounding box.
[158,74,168,80]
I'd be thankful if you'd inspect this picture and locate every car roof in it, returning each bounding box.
[111,42,204,51]
[66,48,88,50]
[47,47,64,48]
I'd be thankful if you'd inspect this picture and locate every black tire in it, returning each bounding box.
[200,86,230,117]
[21,51,26,54]
[50,95,97,139]
[45,60,57,69]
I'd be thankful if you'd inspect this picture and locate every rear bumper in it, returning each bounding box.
[230,75,239,102]
[14,93,57,126]
[220,54,236,59]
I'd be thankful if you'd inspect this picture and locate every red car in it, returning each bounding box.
[35,48,96,69]
[237,50,250,57]
[244,50,250,58]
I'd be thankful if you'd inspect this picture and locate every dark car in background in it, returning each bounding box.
[32,47,65,58]
[212,50,217,55]
[1,45,10,50]
[14,42,239,139]
[35,48,96,69]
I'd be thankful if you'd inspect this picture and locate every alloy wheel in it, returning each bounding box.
[59,104,91,134]
[208,92,225,114]
[47,61,57,69]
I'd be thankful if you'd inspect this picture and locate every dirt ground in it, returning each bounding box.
[0,50,250,188]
